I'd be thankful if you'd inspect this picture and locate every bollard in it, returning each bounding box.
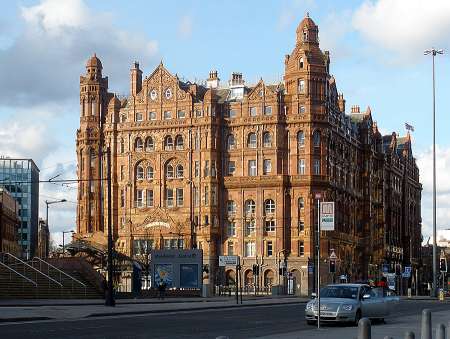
[405,331,415,339]
[421,309,432,339]
[358,318,371,339]
[437,323,446,339]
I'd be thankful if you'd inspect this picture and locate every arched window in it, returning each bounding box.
[175,135,184,150]
[313,130,321,147]
[227,200,236,214]
[264,199,275,214]
[164,136,173,150]
[135,137,143,152]
[176,165,184,178]
[146,166,154,179]
[136,165,144,180]
[263,132,272,147]
[166,164,174,178]
[145,136,154,151]
[247,132,257,148]
[244,200,256,215]
[299,57,304,69]
[297,131,305,147]
[120,138,125,153]
[227,134,235,150]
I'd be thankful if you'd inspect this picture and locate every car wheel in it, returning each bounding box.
[306,320,316,325]
[354,310,362,326]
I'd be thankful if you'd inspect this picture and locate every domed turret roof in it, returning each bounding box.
[296,13,318,33]
[86,54,102,69]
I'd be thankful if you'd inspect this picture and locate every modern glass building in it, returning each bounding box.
[0,157,39,258]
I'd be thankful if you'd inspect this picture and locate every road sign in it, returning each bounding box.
[315,193,322,199]
[219,255,239,267]
[320,202,335,231]
[404,266,412,274]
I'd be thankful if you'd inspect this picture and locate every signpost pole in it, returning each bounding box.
[236,263,239,305]
[317,197,321,329]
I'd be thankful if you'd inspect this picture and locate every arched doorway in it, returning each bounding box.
[291,269,302,296]
[264,269,275,288]
[244,269,254,287]
[225,270,236,286]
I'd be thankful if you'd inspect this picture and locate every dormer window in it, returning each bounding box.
[303,30,308,41]
[299,57,304,69]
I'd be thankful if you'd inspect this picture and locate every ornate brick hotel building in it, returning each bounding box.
[75,15,422,294]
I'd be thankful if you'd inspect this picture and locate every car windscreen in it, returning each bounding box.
[320,286,359,299]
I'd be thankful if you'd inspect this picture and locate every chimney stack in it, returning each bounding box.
[351,105,360,113]
[206,70,220,89]
[130,61,142,96]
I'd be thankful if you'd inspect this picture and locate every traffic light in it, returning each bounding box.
[329,259,336,273]
[440,258,447,272]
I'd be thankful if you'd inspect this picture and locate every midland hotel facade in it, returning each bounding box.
[75,15,422,294]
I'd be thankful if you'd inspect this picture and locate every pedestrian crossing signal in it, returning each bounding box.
[329,260,336,273]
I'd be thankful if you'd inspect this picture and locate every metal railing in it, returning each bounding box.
[30,257,87,297]
[0,260,37,287]
[356,309,445,339]
[0,253,62,289]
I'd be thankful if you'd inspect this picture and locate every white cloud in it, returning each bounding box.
[416,146,450,242]
[353,0,450,62]
[0,0,158,106]
[178,15,193,39]
[319,10,353,59]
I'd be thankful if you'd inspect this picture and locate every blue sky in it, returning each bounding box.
[0,0,449,245]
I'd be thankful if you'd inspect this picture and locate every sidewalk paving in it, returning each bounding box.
[0,296,307,323]
[255,309,449,339]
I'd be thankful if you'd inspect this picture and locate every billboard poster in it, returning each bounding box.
[180,264,199,288]
[320,202,335,231]
[154,264,173,288]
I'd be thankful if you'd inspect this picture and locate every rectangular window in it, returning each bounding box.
[211,160,217,177]
[204,186,209,205]
[264,106,272,116]
[90,181,94,193]
[120,165,125,181]
[265,220,276,232]
[229,109,236,118]
[228,242,234,255]
[299,221,304,232]
[204,215,209,225]
[299,105,306,114]
[313,159,321,175]
[228,161,236,176]
[194,161,199,177]
[227,221,236,237]
[166,188,174,208]
[245,241,256,257]
[164,239,171,250]
[163,111,172,120]
[298,159,306,175]
[146,189,154,207]
[267,241,273,257]
[298,79,305,93]
[177,110,185,119]
[120,189,125,208]
[249,106,257,117]
[211,186,217,206]
[176,188,183,206]
[263,159,272,175]
[195,109,203,117]
[136,189,143,208]
[194,134,200,150]
[248,160,257,176]
[245,220,255,236]
[204,160,210,177]
[299,241,305,257]
[135,112,143,122]
[148,111,156,120]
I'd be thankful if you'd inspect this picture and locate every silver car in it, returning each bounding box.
[305,284,399,325]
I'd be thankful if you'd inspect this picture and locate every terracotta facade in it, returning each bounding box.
[75,15,421,294]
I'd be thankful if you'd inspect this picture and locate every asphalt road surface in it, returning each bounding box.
[1,300,449,339]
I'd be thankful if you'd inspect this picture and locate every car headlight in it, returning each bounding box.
[342,304,353,311]
[306,303,314,311]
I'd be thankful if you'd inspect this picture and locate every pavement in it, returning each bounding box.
[0,295,308,323]
[257,308,450,339]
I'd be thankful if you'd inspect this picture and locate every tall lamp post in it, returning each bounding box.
[45,199,67,256]
[424,47,443,297]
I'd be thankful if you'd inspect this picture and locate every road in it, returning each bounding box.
[1,300,449,339]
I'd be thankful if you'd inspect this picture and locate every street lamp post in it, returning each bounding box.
[45,199,67,257]
[424,47,443,297]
